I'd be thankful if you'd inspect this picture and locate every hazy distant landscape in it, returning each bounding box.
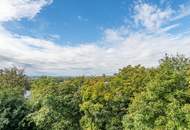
[1,0,190,130]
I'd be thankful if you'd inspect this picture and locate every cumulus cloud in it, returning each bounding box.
[0,0,190,76]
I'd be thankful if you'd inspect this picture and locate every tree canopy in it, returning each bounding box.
[0,55,190,130]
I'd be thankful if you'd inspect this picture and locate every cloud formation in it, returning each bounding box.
[134,2,173,31]
[0,0,190,76]
[0,0,52,22]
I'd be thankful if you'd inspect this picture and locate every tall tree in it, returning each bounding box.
[123,55,190,130]
[27,77,84,130]
[0,68,30,130]
[80,65,152,130]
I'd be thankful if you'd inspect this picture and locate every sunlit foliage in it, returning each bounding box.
[0,55,190,130]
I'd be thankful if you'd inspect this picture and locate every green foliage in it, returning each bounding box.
[122,55,190,130]
[0,67,29,94]
[1,55,190,130]
[80,65,151,130]
[0,68,30,130]
[0,90,26,130]
[26,77,83,130]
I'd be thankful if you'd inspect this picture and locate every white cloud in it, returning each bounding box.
[133,2,173,31]
[104,29,124,43]
[172,4,190,21]
[0,0,52,22]
[133,1,190,31]
[0,0,190,76]
[1,23,190,76]
[160,24,179,33]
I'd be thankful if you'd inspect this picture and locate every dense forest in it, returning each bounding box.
[0,55,190,130]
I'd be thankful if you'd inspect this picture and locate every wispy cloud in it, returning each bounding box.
[133,2,173,31]
[172,4,190,21]
[0,0,52,22]
[0,0,190,76]
[77,16,88,22]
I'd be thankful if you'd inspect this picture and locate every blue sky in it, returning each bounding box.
[4,0,189,43]
[0,0,190,76]
[3,0,133,43]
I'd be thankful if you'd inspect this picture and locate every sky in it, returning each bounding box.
[0,0,190,76]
